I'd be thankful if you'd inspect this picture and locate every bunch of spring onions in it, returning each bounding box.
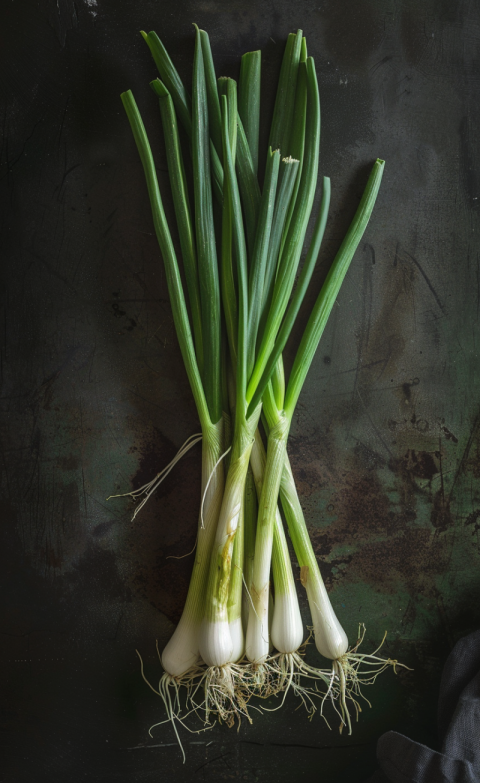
[119,25,401,757]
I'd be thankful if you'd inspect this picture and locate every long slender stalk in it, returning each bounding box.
[279,46,308,254]
[192,27,222,425]
[246,160,385,666]
[269,30,303,155]
[221,100,249,424]
[248,176,331,415]
[162,420,225,674]
[121,90,210,430]
[278,453,347,659]
[246,147,280,376]
[285,159,385,417]
[220,134,238,366]
[239,50,261,176]
[218,78,237,159]
[236,115,262,256]
[121,90,226,678]
[260,157,299,329]
[151,79,204,373]
[248,423,304,662]
[247,56,321,401]
[198,98,260,668]
[200,29,223,161]
[245,389,288,662]
[143,30,224,204]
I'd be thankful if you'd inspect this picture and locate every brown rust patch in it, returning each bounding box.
[288,425,340,499]
[465,509,480,535]
[401,449,440,481]
[347,528,450,595]
[300,565,309,587]
[430,490,454,532]
[325,464,406,540]
[464,434,480,480]
[288,421,459,598]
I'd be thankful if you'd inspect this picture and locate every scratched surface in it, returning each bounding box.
[1,0,480,781]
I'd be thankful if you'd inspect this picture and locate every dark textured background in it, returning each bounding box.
[1,1,480,781]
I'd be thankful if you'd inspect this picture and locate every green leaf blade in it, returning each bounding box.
[239,50,261,176]
[192,26,222,424]
[121,89,210,429]
[154,80,204,374]
[284,159,386,417]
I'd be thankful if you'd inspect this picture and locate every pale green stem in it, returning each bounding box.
[187,421,225,619]
[249,429,294,600]
[227,500,244,624]
[242,465,258,630]
[202,408,261,626]
[278,455,348,660]
[245,410,290,661]
[161,419,224,675]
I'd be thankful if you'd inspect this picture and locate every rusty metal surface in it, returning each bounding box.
[1,0,479,781]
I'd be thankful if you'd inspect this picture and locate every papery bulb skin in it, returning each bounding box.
[229,617,244,662]
[198,617,234,667]
[161,617,201,677]
[306,583,348,660]
[271,591,304,654]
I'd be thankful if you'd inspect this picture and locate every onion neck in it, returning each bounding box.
[279,456,349,661]
[199,408,261,667]
[245,414,292,662]
[161,418,224,677]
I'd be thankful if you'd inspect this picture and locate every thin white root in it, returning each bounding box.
[137,650,264,752]
[107,433,203,520]
[187,637,336,728]
[189,662,264,727]
[135,625,408,758]
[135,645,208,763]
[327,624,411,735]
[261,651,335,722]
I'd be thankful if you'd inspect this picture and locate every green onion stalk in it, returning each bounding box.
[136,27,278,721]
[237,42,325,667]
[248,428,317,701]
[244,170,331,665]
[194,94,269,714]
[241,465,257,633]
[247,160,402,732]
[120,36,226,721]
[195,37,331,718]
[233,37,400,722]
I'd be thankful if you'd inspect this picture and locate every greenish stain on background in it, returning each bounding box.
[1,0,480,782]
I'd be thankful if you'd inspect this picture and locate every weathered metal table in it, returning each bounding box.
[1,1,479,780]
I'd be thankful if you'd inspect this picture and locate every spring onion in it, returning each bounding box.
[118,24,403,755]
